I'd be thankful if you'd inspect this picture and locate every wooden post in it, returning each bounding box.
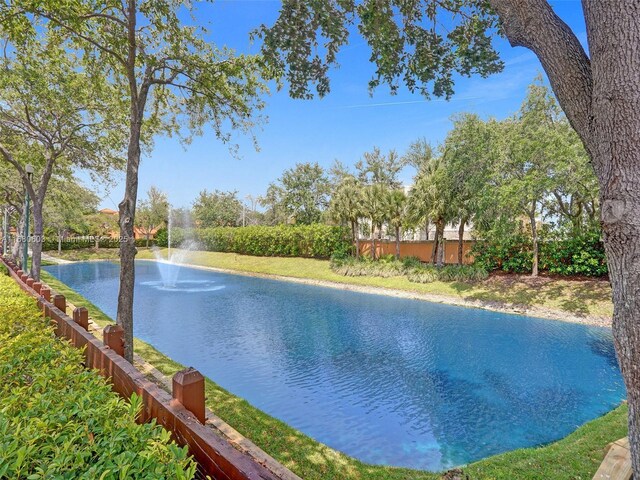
[173,368,206,424]
[40,287,51,302]
[33,281,42,294]
[53,294,66,313]
[20,274,28,283]
[103,325,125,357]
[73,307,89,331]
[26,278,34,288]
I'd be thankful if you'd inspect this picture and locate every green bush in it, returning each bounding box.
[193,224,351,259]
[330,255,405,277]
[406,264,489,283]
[0,276,196,479]
[540,232,608,277]
[472,232,608,277]
[472,235,533,274]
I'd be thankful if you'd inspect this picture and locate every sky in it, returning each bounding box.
[93,0,587,210]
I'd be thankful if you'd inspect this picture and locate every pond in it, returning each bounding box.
[44,260,625,471]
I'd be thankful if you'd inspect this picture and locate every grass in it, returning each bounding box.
[37,261,626,480]
[133,249,613,320]
[44,247,125,261]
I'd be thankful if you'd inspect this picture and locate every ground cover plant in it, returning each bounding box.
[0,271,196,479]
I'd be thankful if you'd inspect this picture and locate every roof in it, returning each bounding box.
[99,208,118,215]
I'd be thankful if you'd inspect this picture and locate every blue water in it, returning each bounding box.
[44,260,626,471]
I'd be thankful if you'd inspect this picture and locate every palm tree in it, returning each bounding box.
[329,176,364,258]
[362,184,388,260]
[409,156,452,266]
[387,189,407,259]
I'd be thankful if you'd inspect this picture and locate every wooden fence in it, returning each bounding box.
[358,240,475,264]
[2,258,289,480]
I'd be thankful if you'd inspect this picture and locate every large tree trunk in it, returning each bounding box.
[431,218,444,265]
[395,226,401,259]
[529,203,539,277]
[29,201,43,281]
[145,232,149,248]
[117,119,142,364]
[458,218,467,265]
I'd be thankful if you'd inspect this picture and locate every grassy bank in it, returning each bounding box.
[134,249,613,320]
[38,267,625,480]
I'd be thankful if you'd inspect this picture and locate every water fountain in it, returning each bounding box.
[149,204,223,293]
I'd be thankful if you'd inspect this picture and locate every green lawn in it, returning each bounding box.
[38,259,625,480]
[134,249,613,320]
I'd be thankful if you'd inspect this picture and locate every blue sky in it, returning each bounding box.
[94,0,587,210]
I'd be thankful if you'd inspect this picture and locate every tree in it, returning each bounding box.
[404,139,434,241]
[264,162,331,224]
[362,184,388,260]
[355,147,404,189]
[44,177,100,254]
[85,211,118,250]
[136,186,168,247]
[0,37,123,280]
[192,190,242,228]
[329,176,363,257]
[5,0,269,362]
[410,158,453,266]
[386,189,407,259]
[440,114,495,264]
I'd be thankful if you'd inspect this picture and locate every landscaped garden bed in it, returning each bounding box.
[0,271,196,479]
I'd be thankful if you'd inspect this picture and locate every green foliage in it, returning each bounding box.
[0,275,196,479]
[193,224,351,258]
[256,0,502,99]
[330,255,405,277]
[407,264,489,283]
[472,235,534,274]
[473,233,608,277]
[540,232,608,277]
[261,163,331,225]
[331,255,488,282]
[192,190,243,228]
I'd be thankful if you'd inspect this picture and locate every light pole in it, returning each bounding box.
[23,164,34,272]
[2,206,8,256]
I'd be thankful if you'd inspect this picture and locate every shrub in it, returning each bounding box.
[330,256,405,277]
[540,232,608,277]
[195,224,351,259]
[472,235,533,274]
[472,232,608,277]
[406,264,488,283]
[0,276,196,479]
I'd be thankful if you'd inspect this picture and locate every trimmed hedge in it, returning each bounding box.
[0,273,196,479]
[158,224,351,259]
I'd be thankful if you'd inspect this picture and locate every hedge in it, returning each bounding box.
[0,272,196,479]
[157,224,352,259]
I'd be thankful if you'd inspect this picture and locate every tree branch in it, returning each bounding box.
[488,0,594,156]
